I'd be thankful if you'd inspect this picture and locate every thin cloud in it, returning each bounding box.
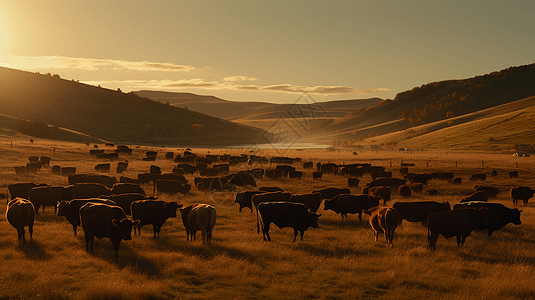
[81,78,390,96]
[0,55,196,72]
[223,75,258,82]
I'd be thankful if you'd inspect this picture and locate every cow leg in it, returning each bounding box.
[85,235,94,252]
[112,240,121,258]
[456,235,462,248]
[28,224,33,239]
[358,212,362,221]
[292,228,299,242]
[201,230,207,244]
[73,225,78,236]
[428,230,438,250]
[17,227,25,243]
[207,229,212,244]
[262,223,271,241]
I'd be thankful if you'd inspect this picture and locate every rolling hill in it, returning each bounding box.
[316,63,535,142]
[134,90,383,129]
[0,67,264,146]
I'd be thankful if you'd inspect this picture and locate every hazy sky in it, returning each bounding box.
[1,0,533,103]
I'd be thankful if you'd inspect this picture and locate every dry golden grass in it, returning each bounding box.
[1,131,535,299]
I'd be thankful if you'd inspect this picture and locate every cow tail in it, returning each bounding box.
[256,205,260,234]
[153,180,156,197]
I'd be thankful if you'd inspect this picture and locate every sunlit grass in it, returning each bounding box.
[1,133,535,299]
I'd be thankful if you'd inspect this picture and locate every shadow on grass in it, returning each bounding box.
[18,239,53,261]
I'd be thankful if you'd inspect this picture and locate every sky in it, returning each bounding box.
[1,0,534,104]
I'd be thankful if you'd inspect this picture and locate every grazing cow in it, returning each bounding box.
[111,183,145,195]
[68,174,117,188]
[102,193,153,215]
[440,172,454,181]
[453,201,522,237]
[28,185,73,213]
[40,156,51,167]
[312,187,351,200]
[474,186,499,198]
[154,179,191,195]
[225,173,256,187]
[369,186,391,205]
[6,198,35,243]
[26,162,42,173]
[510,186,535,205]
[509,171,519,178]
[371,171,392,180]
[303,162,313,169]
[491,170,497,177]
[460,190,488,203]
[427,207,490,250]
[180,204,216,244]
[288,171,304,179]
[72,183,112,199]
[289,192,323,213]
[8,182,48,201]
[397,185,411,199]
[410,183,424,194]
[177,164,198,175]
[56,198,117,235]
[276,165,296,177]
[51,165,61,175]
[131,200,182,237]
[469,174,486,181]
[258,186,283,193]
[251,192,292,216]
[408,173,429,185]
[150,165,161,176]
[14,166,26,174]
[235,191,266,213]
[364,206,401,247]
[367,178,406,190]
[393,201,451,226]
[312,172,323,180]
[80,203,139,258]
[324,194,380,220]
[348,177,359,188]
[320,163,337,174]
[257,202,320,242]
[198,177,235,192]
[449,177,462,184]
[95,163,111,172]
[399,167,409,177]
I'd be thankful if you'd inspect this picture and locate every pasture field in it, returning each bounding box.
[1,132,535,299]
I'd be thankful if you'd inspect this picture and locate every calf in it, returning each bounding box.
[80,203,139,258]
[364,206,401,247]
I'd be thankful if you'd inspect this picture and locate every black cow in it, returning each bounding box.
[102,193,155,215]
[8,182,48,201]
[474,186,500,198]
[312,187,350,200]
[80,203,139,258]
[257,202,320,242]
[348,177,359,188]
[57,198,117,235]
[131,200,182,237]
[235,191,266,213]
[510,186,535,205]
[225,173,256,187]
[154,179,191,195]
[312,172,323,180]
[28,185,73,213]
[6,198,35,243]
[289,192,322,213]
[392,201,451,226]
[95,163,111,172]
[323,194,380,220]
[453,202,522,237]
[460,190,488,203]
[427,207,490,250]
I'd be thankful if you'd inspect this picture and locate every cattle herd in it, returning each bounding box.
[4,148,534,258]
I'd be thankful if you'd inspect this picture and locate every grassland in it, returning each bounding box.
[1,130,535,300]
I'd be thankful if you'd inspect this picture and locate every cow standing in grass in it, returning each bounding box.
[80,203,139,258]
[364,206,401,247]
[131,200,182,238]
[257,202,320,242]
[6,198,35,243]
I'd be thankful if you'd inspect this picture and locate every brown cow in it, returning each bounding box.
[28,185,73,213]
[131,200,182,237]
[427,207,490,250]
[6,198,35,243]
[180,204,216,244]
[364,206,401,247]
[289,192,322,213]
[368,186,391,205]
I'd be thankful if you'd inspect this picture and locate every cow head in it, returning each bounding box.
[323,199,334,211]
[112,218,140,241]
[165,202,180,218]
[368,196,381,208]
[235,192,244,204]
[56,201,68,216]
[309,213,321,228]
[508,209,522,225]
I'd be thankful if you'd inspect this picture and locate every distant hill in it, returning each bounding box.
[317,63,535,140]
[134,90,383,129]
[0,67,264,146]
